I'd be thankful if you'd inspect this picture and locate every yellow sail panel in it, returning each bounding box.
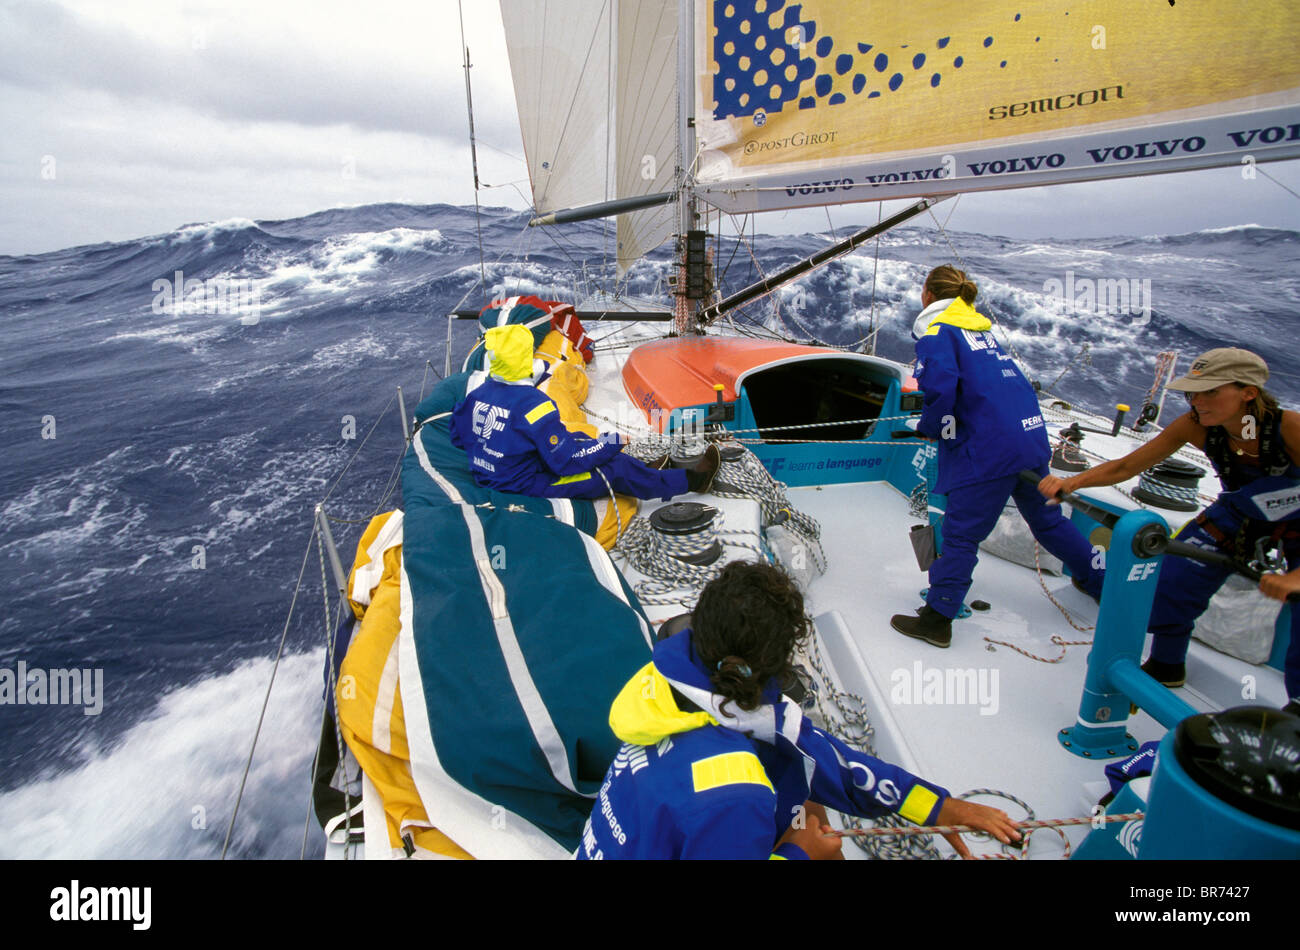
[694,0,1300,212]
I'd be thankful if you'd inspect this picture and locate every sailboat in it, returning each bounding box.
[305,1,1300,860]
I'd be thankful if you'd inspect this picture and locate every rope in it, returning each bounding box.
[1134,469,1202,509]
[951,789,1069,860]
[1042,402,1218,507]
[592,465,626,546]
[711,450,827,574]
[583,408,919,440]
[980,537,1095,661]
[829,809,1143,860]
[614,509,766,605]
[224,523,317,860]
[797,629,939,859]
[1140,350,1179,414]
[1033,540,1095,634]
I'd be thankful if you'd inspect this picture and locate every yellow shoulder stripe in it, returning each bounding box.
[691,751,773,794]
[898,785,940,825]
[923,323,942,336]
[525,401,557,424]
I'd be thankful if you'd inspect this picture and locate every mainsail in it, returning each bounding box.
[693,0,1300,213]
[500,1,1300,270]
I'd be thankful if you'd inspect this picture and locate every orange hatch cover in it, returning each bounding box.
[622,336,829,425]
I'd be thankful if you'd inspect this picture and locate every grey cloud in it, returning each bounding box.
[0,0,521,145]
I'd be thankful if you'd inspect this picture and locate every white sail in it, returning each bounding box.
[692,0,1300,214]
[615,0,677,272]
[500,1,615,215]
[500,0,679,274]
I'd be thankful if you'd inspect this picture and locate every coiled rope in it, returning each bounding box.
[614,509,767,605]
[829,803,1142,861]
[711,448,827,575]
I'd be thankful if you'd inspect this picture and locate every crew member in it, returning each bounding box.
[1039,348,1299,712]
[890,266,1104,648]
[451,324,719,499]
[578,560,1023,859]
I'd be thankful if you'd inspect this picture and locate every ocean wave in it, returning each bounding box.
[3,200,1298,861]
[0,651,323,859]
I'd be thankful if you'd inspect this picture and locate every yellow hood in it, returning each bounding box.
[608,662,717,746]
[484,324,537,381]
[919,297,992,336]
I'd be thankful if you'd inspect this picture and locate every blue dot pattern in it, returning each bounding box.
[712,0,1026,118]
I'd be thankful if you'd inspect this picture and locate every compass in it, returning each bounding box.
[1172,705,1300,831]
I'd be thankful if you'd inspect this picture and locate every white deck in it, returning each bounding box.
[793,480,1287,856]
[575,322,1288,858]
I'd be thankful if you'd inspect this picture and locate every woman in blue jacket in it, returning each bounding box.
[578,560,1021,859]
[890,266,1104,647]
[1040,348,1299,712]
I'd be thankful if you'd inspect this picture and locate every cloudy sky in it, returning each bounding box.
[2,0,1298,256]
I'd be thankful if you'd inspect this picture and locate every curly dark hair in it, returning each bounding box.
[692,561,812,715]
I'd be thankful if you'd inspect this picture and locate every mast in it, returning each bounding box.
[673,0,706,335]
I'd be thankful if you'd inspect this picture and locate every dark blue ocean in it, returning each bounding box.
[2,203,1298,858]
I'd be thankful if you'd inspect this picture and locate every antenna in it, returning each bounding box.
[459,1,487,292]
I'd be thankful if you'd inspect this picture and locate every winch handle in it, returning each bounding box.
[1162,540,1300,602]
[1018,469,1119,530]
[1019,470,1299,602]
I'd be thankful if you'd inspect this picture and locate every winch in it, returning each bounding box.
[1132,458,1203,511]
[648,502,722,566]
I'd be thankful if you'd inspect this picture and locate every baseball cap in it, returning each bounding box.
[1166,348,1268,392]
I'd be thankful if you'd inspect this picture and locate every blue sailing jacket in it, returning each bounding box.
[913,298,1049,493]
[576,630,950,860]
[1198,412,1300,543]
[450,376,624,495]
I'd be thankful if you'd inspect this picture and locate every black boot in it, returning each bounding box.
[1071,575,1101,605]
[684,445,721,493]
[889,606,952,648]
[1140,657,1186,688]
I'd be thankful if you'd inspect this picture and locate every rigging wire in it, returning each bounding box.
[457,1,487,291]
[926,200,1041,380]
[1257,165,1300,201]
[320,391,400,507]
[867,201,883,352]
[223,523,318,859]
[716,213,747,287]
